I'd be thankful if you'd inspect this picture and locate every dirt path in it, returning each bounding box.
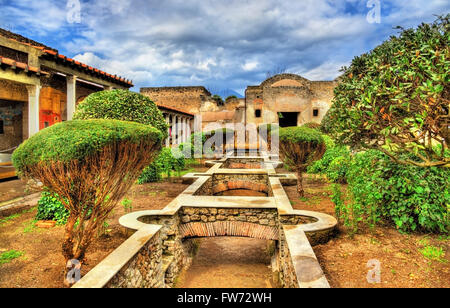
[175,237,276,288]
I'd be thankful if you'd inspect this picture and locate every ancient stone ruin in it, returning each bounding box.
[73,151,336,288]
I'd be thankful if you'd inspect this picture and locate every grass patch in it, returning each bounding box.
[0,213,20,225]
[0,208,35,226]
[419,245,447,263]
[23,220,38,233]
[0,250,24,265]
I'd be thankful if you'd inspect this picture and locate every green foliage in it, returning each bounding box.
[137,163,162,183]
[308,136,351,183]
[73,89,168,139]
[302,122,321,129]
[331,150,450,234]
[0,250,24,265]
[319,109,333,134]
[279,126,324,145]
[121,198,133,213]
[419,245,446,263]
[0,213,20,225]
[258,123,280,134]
[12,119,163,173]
[279,126,325,172]
[36,191,69,224]
[212,95,224,105]
[138,146,187,183]
[226,95,238,101]
[327,16,450,167]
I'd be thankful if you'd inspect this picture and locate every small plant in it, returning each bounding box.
[0,250,24,265]
[23,220,38,233]
[419,245,446,263]
[36,191,69,225]
[121,198,133,213]
[0,213,20,225]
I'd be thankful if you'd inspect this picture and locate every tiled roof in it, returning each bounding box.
[156,103,194,117]
[0,56,48,76]
[0,28,133,87]
[42,51,133,87]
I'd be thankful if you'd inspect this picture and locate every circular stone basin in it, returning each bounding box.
[215,189,268,197]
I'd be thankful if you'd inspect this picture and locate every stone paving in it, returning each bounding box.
[73,151,337,288]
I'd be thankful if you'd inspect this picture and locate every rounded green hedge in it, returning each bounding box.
[279,126,324,145]
[12,119,163,172]
[73,89,168,139]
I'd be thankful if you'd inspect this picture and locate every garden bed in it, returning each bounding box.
[283,173,449,288]
[0,170,206,288]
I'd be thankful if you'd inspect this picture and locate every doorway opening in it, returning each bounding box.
[278,112,298,127]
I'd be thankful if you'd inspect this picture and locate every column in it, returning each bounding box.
[182,117,187,143]
[172,115,177,146]
[165,114,170,147]
[26,84,41,137]
[186,118,192,142]
[66,75,77,120]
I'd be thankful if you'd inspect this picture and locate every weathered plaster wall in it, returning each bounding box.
[0,100,23,149]
[245,74,337,126]
[141,86,211,114]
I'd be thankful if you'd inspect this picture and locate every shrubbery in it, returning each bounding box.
[138,146,188,183]
[36,191,69,225]
[332,150,449,234]
[73,89,168,139]
[308,135,351,183]
[278,126,325,195]
[326,16,449,167]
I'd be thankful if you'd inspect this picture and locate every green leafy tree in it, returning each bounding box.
[327,16,449,167]
[278,126,326,196]
[12,120,162,285]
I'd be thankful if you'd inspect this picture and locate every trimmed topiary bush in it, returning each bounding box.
[302,122,321,129]
[12,119,163,283]
[279,126,326,196]
[73,89,168,139]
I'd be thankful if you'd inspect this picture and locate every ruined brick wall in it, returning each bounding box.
[141,86,211,114]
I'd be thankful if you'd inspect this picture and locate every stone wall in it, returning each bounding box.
[141,86,212,114]
[106,231,164,288]
[277,227,299,288]
[245,74,336,126]
[194,173,272,196]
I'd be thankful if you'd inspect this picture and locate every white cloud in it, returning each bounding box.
[1,0,448,91]
[242,60,259,72]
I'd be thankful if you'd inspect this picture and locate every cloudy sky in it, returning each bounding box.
[0,0,448,95]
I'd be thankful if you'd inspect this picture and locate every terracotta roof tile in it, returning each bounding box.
[155,103,194,117]
[0,29,133,87]
[0,56,48,75]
